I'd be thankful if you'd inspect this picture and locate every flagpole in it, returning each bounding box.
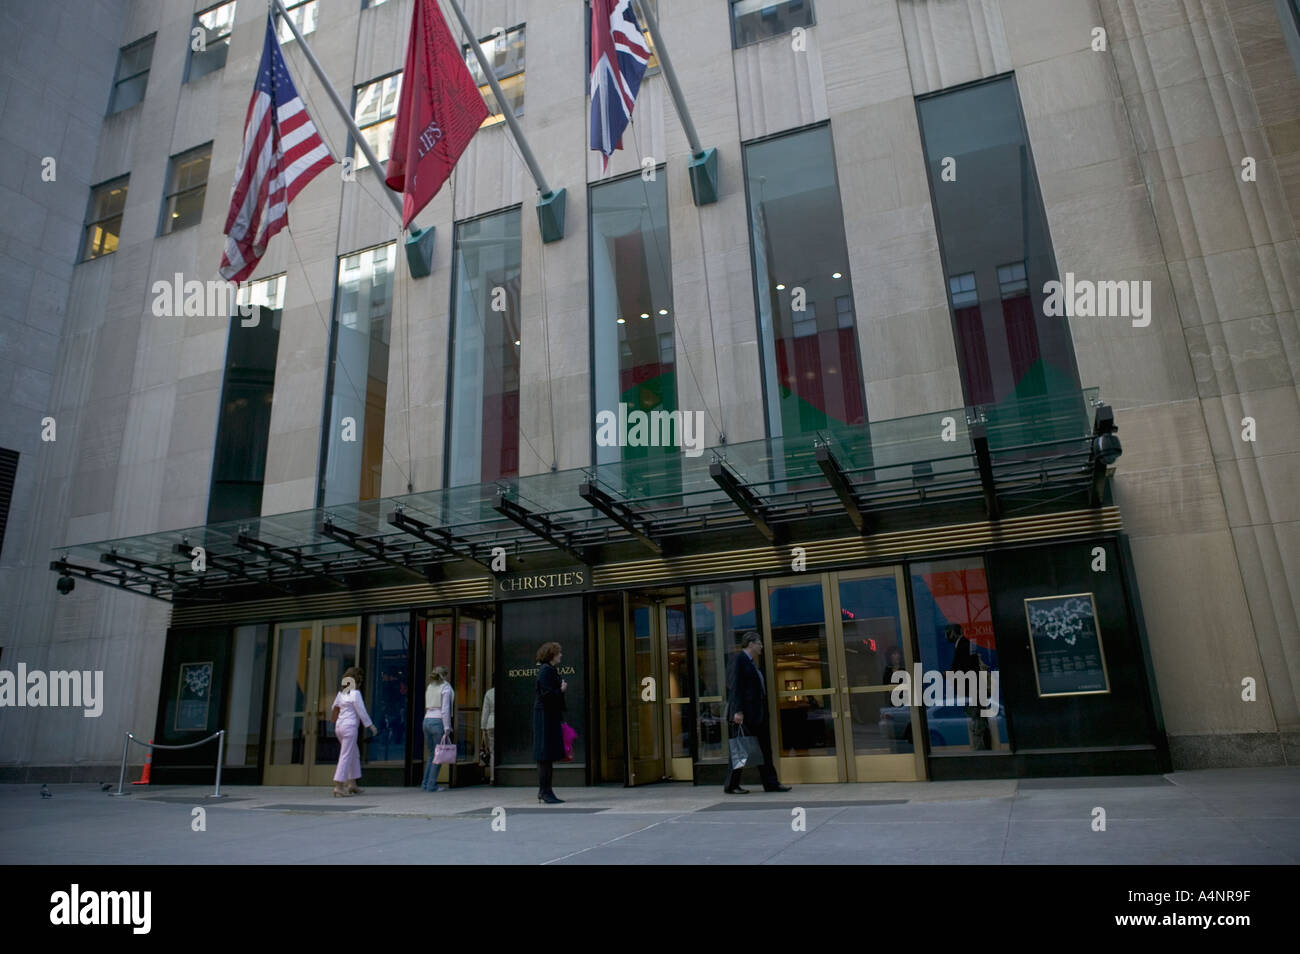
[630,0,718,205]
[444,0,550,196]
[632,0,699,155]
[270,0,409,227]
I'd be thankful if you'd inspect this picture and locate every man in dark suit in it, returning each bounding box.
[725,632,791,794]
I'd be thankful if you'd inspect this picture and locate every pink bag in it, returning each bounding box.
[561,722,578,762]
[434,731,456,765]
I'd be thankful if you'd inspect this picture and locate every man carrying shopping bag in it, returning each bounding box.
[725,632,791,794]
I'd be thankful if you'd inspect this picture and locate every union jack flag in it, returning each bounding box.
[590,0,649,168]
[220,14,334,283]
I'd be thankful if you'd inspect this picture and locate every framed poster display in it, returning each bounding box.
[1023,594,1110,697]
[175,661,214,731]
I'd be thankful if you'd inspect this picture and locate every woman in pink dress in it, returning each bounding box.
[331,667,375,797]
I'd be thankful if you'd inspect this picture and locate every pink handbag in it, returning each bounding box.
[433,731,456,765]
[561,722,578,762]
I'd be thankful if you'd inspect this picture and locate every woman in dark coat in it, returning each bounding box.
[533,641,567,804]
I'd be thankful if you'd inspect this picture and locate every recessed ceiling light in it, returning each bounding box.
[658,308,668,316]
[832,272,842,279]
[776,283,785,290]
[640,312,650,319]
[617,317,626,324]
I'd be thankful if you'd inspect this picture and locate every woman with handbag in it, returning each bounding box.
[533,642,567,804]
[331,667,375,797]
[422,666,455,792]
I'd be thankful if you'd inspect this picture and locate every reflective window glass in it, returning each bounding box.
[744,125,864,441]
[918,75,1082,412]
[446,208,522,487]
[320,244,396,506]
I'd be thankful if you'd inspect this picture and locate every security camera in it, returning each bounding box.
[1093,431,1122,467]
[56,574,75,595]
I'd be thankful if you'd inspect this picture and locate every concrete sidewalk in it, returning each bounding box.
[1,767,1296,864]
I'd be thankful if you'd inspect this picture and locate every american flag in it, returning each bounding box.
[220,14,334,283]
[590,0,649,168]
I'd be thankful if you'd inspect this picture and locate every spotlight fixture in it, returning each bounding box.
[617,317,626,324]
[57,573,75,595]
[514,339,521,346]
[776,283,786,290]
[658,308,668,316]
[640,312,650,319]
[832,272,842,279]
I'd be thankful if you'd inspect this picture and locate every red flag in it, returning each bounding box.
[385,0,488,228]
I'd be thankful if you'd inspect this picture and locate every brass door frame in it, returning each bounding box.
[659,597,692,780]
[625,594,667,786]
[761,571,925,784]
[263,617,363,786]
[760,575,838,783]
[827,567,926,782]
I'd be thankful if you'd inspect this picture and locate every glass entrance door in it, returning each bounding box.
[832,569,925,781]
[626,595,666,786]
[761,569,923,783]
[264,618,361,785]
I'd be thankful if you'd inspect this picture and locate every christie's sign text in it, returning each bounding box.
[496,568,586,597]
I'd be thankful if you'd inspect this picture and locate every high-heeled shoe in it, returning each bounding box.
[347,785,364,795]
[538,792,564,804]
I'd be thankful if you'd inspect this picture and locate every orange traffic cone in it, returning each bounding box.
[131,740,153,785]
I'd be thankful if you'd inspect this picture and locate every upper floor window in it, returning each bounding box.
[352,73,402,169]
[108,35,155,114]
[464,24,525,128]
[208,276,285,524]
[277,0,319,43]
[917,75,1081,412]
[744,125,864,441]
[589,171,678,468]
[446,209,522,487]
[82,176,129,261]
[160,143,212,235]
[320,244,397,507]
[730,0,815,49]
[188,1,237,83]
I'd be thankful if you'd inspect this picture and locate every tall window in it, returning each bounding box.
[910,557,1007,753]
[744,125,864,441]
[446,209,522,487]
[208,276,284,524]
[160,143,212,235]
[730,0,815,48]
[918,75,1081,412]
[464,25,524,127]
[276,0,319,43]
[352,73,401,170]
[363,613,409,764]
[108,35,154,114]
[320,244,396,507]
[589,172,676,466]
[82,176,129,261]
[188,1,237,83]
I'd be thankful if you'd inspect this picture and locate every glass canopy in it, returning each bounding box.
[52,389,1104,602]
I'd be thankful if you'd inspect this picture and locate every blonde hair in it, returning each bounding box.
[428,666,449,685]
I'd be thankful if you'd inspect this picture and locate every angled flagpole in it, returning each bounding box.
[269,0,436,273]
[630,0,718,205]
[443,0,566,242]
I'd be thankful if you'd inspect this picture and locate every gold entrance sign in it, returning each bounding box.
[495,568,587,598]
